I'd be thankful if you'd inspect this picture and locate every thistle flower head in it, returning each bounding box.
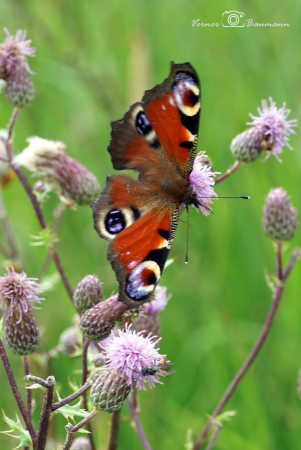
[144,286,171,316]
[0,267,42,321]
[73,274,103,314]
[263,187,298,241]
[231,98,297,162]
[14,137,100,205]
[0,29,35,76]
[0,29,35,107]
[90,369,131,413]
[189,151,217,216]
[101,325,166,390]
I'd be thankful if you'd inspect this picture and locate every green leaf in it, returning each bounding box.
[184,428,193,450]
[1,411,31,449]
[25,383,44,390]
[212,409,237,426]
[30,228,58,247]
[54,400,90,422]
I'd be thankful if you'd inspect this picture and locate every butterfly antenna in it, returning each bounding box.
[198,195,250,199]
[185,206,190,264]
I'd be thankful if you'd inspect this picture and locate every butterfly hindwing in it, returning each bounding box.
[93,175,175,307]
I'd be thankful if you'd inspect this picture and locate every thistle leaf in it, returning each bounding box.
[54,400,90,422]
[1,411,31,449]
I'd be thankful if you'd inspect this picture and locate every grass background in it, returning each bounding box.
[0,1,301,449]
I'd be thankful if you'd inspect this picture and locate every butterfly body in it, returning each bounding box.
[93,62,201,307]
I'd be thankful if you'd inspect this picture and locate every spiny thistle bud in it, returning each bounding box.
[0,29,35,107]
[133,286,171,337]
[231,98,297,162]
[5,306,39,355]
[80,294,127,341]
[14,137,100,206]
[263,188,298,241]
[0,268,42,355]
[70,437,92,450]
[90,369,131,413]
[73,275,103,314]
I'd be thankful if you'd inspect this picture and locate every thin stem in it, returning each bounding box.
[193,247,300,449]
[81,339,96,450]
[108,410,121,450]
[205,424,222,450]
[127,392,152,450]
[23,357,32,419]
[36,376,56,450]
[0,338,36,445]
[51,382,90,411]
[0,189,19,259]
[215,161,241,185]
[276,241,283,280]
[62,411,97,450]
[7,108,20,141]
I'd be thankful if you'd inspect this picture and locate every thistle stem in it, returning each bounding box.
[276,241,283,280]
[36,376,56,450]
[62,411,97,450]
[23,356,32,419]
[51,382,91,411]
[108,410,121,450]
[127,389,152,450]
[193,247,300,449]
[215,161,241,185]
[81,339,96,450]
[0,338,36,446]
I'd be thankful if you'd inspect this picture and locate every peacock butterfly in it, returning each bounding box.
[93,62,202,307]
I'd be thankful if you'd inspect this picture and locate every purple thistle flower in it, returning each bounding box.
[0,267,42,322]
[231,97,297,162]
[189,151,217,215]
[144,286,171,316]
[0,29,35,107]
[0,29,35,76]
[101,325,166,390]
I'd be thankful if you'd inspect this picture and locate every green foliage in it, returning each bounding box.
[1,412,31,449]
[0,1,300,449]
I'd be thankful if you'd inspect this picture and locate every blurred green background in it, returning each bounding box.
[1,1,301,449]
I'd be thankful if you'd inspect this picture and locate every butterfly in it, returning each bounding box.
[93,62,202,308]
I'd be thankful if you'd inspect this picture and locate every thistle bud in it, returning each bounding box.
[80,294,127,341]
[14,137,100,206]
[0,268,42,355]
[263,188,298,241]
[59,326,80,356]
[90,369,131,413]
[5,305,39,355]
[73,275,103,314]
[231,98,296,162]
[231,128,263,162]
[0,29,35,107]
[70,437,92,450]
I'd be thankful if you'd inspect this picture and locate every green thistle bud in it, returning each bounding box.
[263,188,298,241]
[5,70,34,107]
[5,305,39,355]
[0,268,42,355]
[80,294,127,341]
[73,275,103,314]
[70,437,92,450]
[231,128,263,162]
[90,369,130,413]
